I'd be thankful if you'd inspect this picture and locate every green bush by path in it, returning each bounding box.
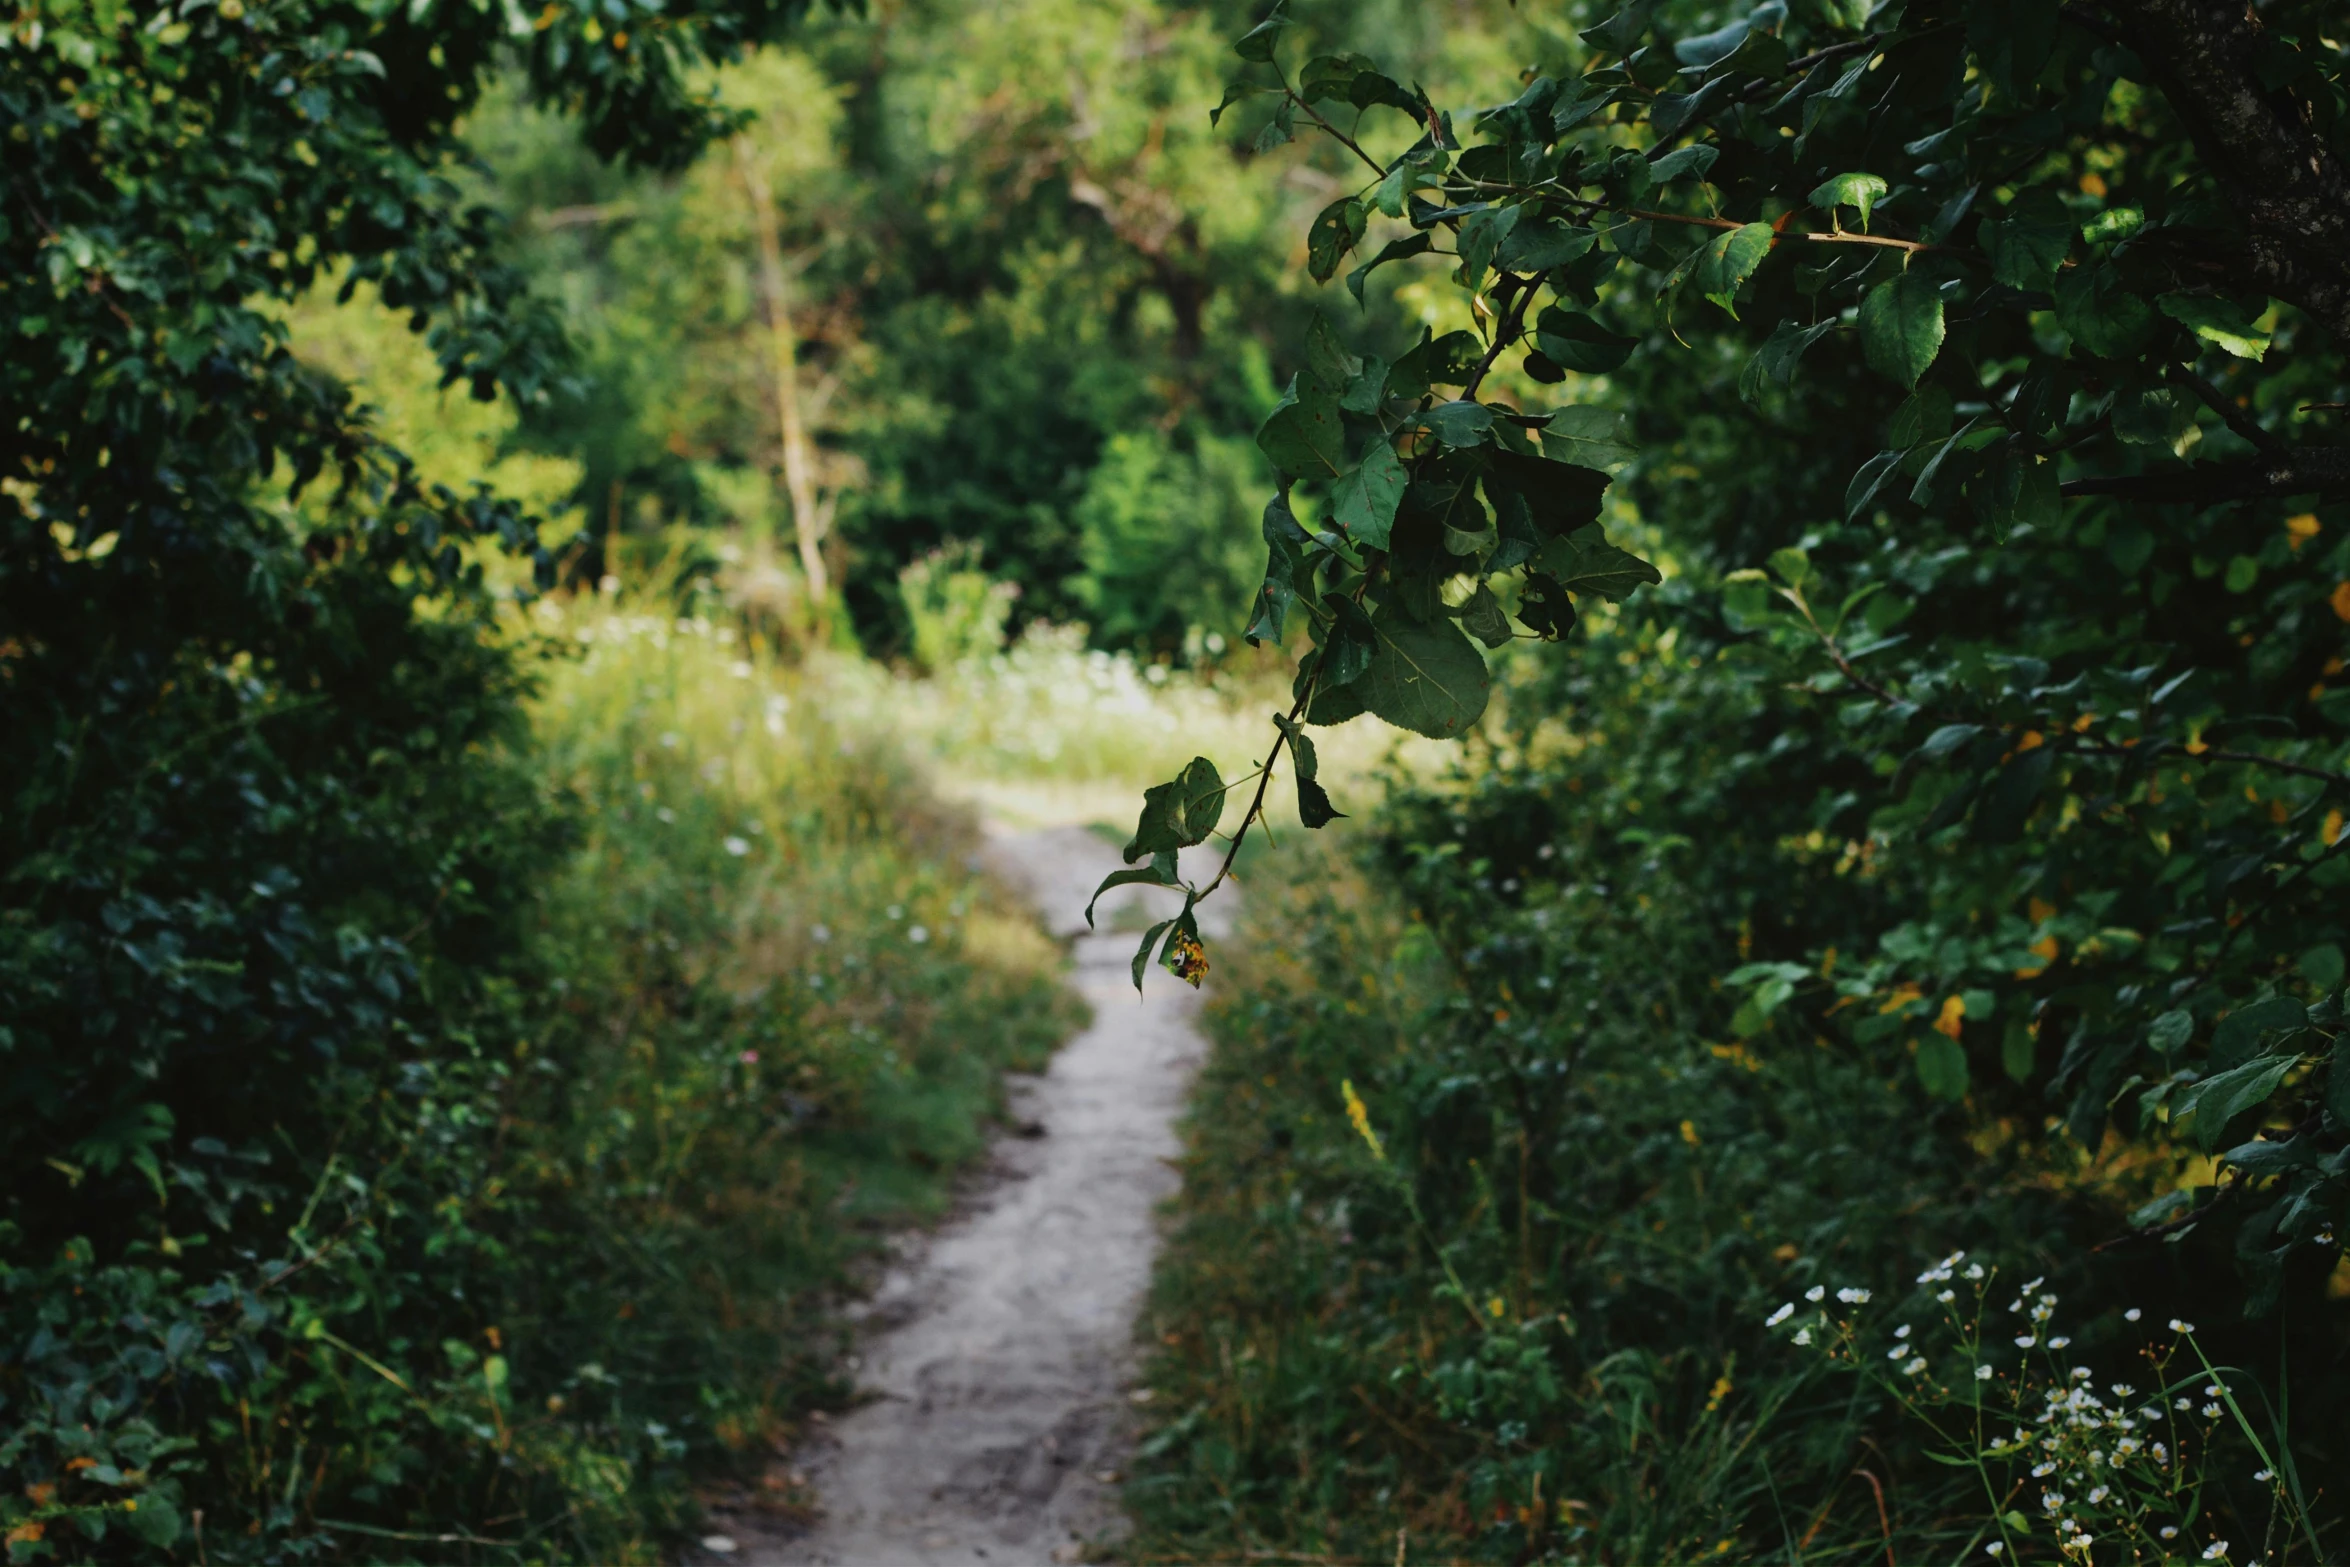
[0,593,1078,1562]
[1127,814,2342,1564]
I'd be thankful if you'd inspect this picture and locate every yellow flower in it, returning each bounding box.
[1340,1079,1384,1163]
[1933,994,1966,1039]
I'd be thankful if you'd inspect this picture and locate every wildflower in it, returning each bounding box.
[2203,1542,2229,1561]
[2111,1384,2134,1398]
[1792,1327,1813,1346]
[2175,1397,2191,1409]
[2170,1318,2195,1333]
[1938,1289,1956,1303]
[2152,1443,2168,1464]
[1836,1287,1871,1304]
[2201,1404,2222,1420]
[723,836,751,856]
[2162,1527,2178,1539]
[1964,1263,1985,1280]
[1766,1303,1795,1327]
[886,904,903,921]
[1903,1357,1927,1375]
[2254,1469,2274,1483]
[1805,1285,1827,1302]
[1985,1546,2004,1558]
[2043,1492,2065,1512]
[1976,1364,1994,1382]
[2049,1336,2071,1349]
[656,806,677,823]
[2088,1486,2109,1504]
[2124,1308,2142,1322]
[908,924,930,944]
[2007,1298,2024,1313]
[2023,1276,2045,1291]
[1341,1080,1385,1162]
[2015,1335,2037,1348]
[2032,1462,2056,1478]
[1887,1346,1909,1361]
[1894,1323,1912,1339]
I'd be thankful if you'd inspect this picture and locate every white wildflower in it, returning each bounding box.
[1903,1357,1927,1375]
[2015,1335,2037,1348]
[1766,1303,1795,1327]
[1806,1286,1826,1302]
[1792,1327,1813,1346]
[2203,1543,2228,1561]
[2049,1336,2071,1349]
[2124,1308,2142,1322]
[1894,1323,1912,1339]
[723,836,750,857]
[2254,1469,2274,1483]
[2169,1318,2195,1333]
[1836,1287,1871,1304]
[1976,1364,1995,1382]
[1938,1289,1956,1303]
[2202,1404,2222,1420]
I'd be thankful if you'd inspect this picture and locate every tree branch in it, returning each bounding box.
[2058,444,2350,503]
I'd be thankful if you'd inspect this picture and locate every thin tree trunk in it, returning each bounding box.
[733,135,830,639]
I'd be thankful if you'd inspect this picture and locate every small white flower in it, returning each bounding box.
[1976,1364,1995,1382]
[1938,1289,1957,1303]
[1985,1545,2004,1558]
[2007,1297,2024,1313]
[2015,1335,2037,1348]
[723,835,750,856]
[2124,1308,2142,1322]
[2254,1468,2274,1483]
[2031,1462,2056,1478]
[2203,1542,2229,1561]
[1766,1303,1795,1327]
[2088,1486,2109,1504]
[886,904,903,920]
[2175,1397,2191,1409]
[2111,1384,2135,1398]
[2202,1404,2222,1420]
[2042,1492,2065,1512]
[908,924,930,944]
[2152,1443,2169,1464]
[2161,1526,2177,1540]
[1887,1346,1909,1361]
[1903,1357,1927,1375]
[2204,1384,2222,1398]
[2170,1318,2195,1333]
[2023,1276,2045,1291]
[1806,1286,1826,1302]
[1894,1323,1912,1339]
[1964,1263,1985,1280]
[656,806,677,823]
[1792,1327,1813,1346]
[1836,1287,1872,1304]
[2049,1336,2072,1349]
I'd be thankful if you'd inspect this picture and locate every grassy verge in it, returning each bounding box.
[1121,831,2331,1565]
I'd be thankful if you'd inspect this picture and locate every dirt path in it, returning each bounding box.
[730,825,1223,1566]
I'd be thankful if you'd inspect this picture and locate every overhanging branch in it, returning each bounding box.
[2060,444,2350,504]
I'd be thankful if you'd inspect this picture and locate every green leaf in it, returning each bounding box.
[1460,581,1513,648]
[1482,447,1610,538]
[1347,233,1432,304]
[1766,547,1809,589]
[2174,1053,2300,1154]
[1132,918,1176,991]
[1533,307,1639,372]
[1978,188,2073,291]
[1858,270,1945,388]
[2301,943,2345,993]
[1916,1031,1970,1100]
[1121,757,1229,863]
[1738,318,1837,403]
[1257,373,1346,479]
[1844,449,1906,520]
[1304,314,1359,393]
[1233,5,1291,62]
[1499,216,1597,273]
[1809,172,1889,230]
[1514,571,1578,639]
[1086,851,1181,927]
[1274,713,1344,827]
[2053,263,2153,359]
[1969,444,2058,543]
[1532,525,1661,603]
[1331,442,1406,549]
[1419,399,1495,448]
[1358,612,1492,737]
[1687,222,1774,318]
[1539,405,1636,469]
[2148,1008,2195,1058]
[2157,294,2271,360]
[1320,594,1380,688]
[1307,197,1368,284]
[1649,145,1720,184]
[1298,52,1378,103]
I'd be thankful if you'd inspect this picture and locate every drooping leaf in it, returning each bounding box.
[1514,570,1578,639]
[1347,233,1433,304]
[1809,172,1889,230]
[1232,5,1291,62]
[1858,269,1946,388]
[2174,1053,2301,1154]
[1460,581,1513,648]
[1274,713,1344,827]
[1307,198,1369,284]
[1320,595,1380,688]
[1687,221,1775,317]
[1086,850,1182,927]
[1122,757,1230,862]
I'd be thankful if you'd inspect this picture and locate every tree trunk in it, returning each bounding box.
[733,135,831,640]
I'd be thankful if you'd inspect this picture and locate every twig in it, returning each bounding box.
[1198,682,1314,899]
[2170,364,2279,452]
[1461,271,1537,400]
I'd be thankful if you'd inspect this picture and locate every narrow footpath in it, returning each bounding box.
[738,825,1224,1566]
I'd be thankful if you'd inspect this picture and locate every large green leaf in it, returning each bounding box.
[1533,307,1639,373]
[1256,373,1346,479]
[1122,756,1229,863]
[1307,197,1367,283]
[1809,172,1888,230]
[2174,1053,2301,1153]
[2157,293,2271,360]
[1978,188,2072,291]
[1357,613,1491,738]
[1688,221,1774,317]
[1532,525,1661,603]
[1331,441,1406,548]
[1858,270,1945,388]
[2053,263,2153,359]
